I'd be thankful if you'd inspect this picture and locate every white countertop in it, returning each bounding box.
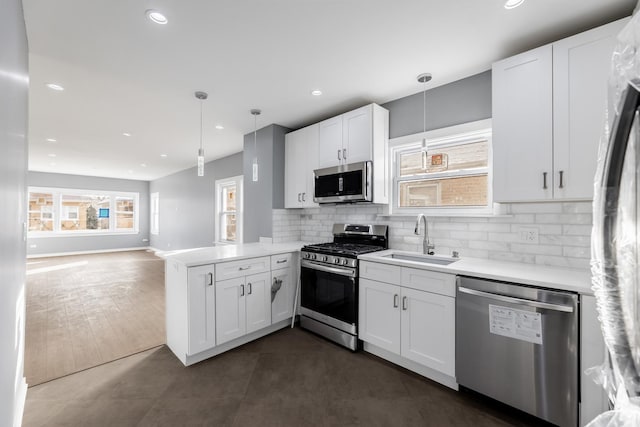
[359,249,593,295]
[159,242,306,267]
[161,243,593,295]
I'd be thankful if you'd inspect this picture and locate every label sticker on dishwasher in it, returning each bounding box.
[489,304,542,345]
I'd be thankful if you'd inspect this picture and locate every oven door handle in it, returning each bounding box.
[301,260,356,277]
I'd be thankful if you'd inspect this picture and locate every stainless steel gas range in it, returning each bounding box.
[299,224,388,350]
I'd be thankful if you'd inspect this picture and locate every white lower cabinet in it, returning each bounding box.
[271,267,295,324]
[216,272,271,345]
[359,261,456,382]
[400,287,455,376]
[359,278,401,353]
[187,264,216,355]
[166,252,297,366]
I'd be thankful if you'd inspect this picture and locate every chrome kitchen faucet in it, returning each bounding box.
[415,213,435,255]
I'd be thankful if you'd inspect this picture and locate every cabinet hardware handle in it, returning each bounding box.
[402,296,408,311]
[393,294,399,308]
[240,284,245,296]
[238,266,250,271]
[301,192,306,202]
[542,172,548,190]
[248,283,252,295]
[337,149,341,161]
[559,170,564,189]
[343,148,346,160]
[297,193,301,202]
[206,272,213,287]
[276,259,287,264]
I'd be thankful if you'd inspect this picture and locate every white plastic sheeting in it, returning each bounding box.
[590,3,640,426]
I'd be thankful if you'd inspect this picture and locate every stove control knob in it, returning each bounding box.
[322,256,328,262]
[334,258,340,264]
[342,259,349,266]
[310,254,315,260]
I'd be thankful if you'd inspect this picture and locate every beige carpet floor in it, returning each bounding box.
[25,250,165,386]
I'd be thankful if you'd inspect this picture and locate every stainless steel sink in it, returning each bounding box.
[382,253,459,265]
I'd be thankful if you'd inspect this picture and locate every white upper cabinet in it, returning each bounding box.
[342,105,373,164]
[317,104,388,170]
[553,19,627,199]
[318,116,344,168]
[284,123,319,208]
[493,18,628,202]
[493,45,553,202]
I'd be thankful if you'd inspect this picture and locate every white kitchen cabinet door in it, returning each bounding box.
[284,129,306,208]
[553,18,627,200]
[493,44,554,202]
[400,287,455,377]
[342,104,372,164]
[303,123,319,207]
[215,277,246,345]
[318,115,343,168]
[245,272,271,334]
[271,268,294,324]
[359,278,401,354]
[187,265,216,355]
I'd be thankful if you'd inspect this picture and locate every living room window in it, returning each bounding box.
[390,120,493,215]
[28,187,139,235]
[215,176,243,243]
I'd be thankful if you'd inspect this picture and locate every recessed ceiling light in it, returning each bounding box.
[311,90,323,96]
[215,125,224,130]
[46,138,57,142]
[46,83,64,91]
[140,163,147,167]
[49,162,56,166]
[504,0,525,9]
[146,9,168,25]
[123,132,132,137]
[48,153,56,158]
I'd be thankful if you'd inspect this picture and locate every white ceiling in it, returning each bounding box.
[23,0,636,181]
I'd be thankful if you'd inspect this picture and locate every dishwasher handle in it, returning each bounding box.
[458,286,574,313]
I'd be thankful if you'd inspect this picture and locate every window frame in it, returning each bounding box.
[27,186,140,237]
[150,192,160,235]
[389,119,495,216]
[215,175,243,244]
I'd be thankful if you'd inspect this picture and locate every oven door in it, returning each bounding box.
[300,260,357,334]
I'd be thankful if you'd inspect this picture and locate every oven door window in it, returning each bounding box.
[301,266,357,326]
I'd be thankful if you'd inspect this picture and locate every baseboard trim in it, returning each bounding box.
[14,377,27,427]
[27,246,152,259]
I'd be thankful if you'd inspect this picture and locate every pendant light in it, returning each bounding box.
[195,91,208,177]
[250,109,261,182]
[417,73,432,170]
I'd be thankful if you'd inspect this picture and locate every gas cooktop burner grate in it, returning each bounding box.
[303,242,384,257]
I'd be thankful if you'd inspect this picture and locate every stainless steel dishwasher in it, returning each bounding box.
[456,276,579,427]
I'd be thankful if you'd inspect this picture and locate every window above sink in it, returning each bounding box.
[388,119,495,217]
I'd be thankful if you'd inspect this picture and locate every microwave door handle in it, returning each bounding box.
[598,80,640,395]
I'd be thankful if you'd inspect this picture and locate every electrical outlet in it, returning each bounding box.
[518,227,539,244]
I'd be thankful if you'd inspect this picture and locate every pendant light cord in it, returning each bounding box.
[254,113,257,156]
[199,100,203,152]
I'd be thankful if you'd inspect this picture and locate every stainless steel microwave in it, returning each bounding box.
[313,161,372,204]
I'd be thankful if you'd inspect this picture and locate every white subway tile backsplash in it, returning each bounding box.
[271,201,592,268]
[510,203,563,214]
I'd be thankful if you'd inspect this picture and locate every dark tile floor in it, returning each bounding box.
[24,327,545,426]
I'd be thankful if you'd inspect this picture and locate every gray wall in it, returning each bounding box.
[381,70,492,138]
[150,152,243,251]
[243,124,289,243]
[27,172,150,256]
[0,0,28,424]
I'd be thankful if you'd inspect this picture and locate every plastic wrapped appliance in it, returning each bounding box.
[590,4,640,425]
